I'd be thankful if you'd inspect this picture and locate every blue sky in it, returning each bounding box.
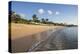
[10,1,78,25]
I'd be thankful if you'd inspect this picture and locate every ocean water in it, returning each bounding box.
[33,27,78,51]
[61,27,78,49]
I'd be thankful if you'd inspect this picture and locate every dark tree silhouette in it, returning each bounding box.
[41,18,46,24]
[11,11,21,23]
[45,19,48,22]
[32,14,38,22]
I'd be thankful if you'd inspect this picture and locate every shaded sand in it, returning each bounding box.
[10,23,63,53]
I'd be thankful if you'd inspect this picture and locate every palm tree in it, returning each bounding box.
[10,11,21,23]
[45,18,49,24]
[41,18,46,24]
[45,19,48,22]
[32,14,38,22]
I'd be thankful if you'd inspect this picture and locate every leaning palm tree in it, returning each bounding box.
[10,11,21,23]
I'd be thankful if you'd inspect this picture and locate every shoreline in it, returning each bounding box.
[11,23,63,39]
[10,23,64,52]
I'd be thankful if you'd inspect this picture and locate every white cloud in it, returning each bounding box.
[47,10,53,15]
[56,11,60,15]
[38,8,44,14]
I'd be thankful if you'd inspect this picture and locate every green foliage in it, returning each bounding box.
[9,11,31,24]
[9,11,77,27]
[41,18,49,24]
[41,18,46,24]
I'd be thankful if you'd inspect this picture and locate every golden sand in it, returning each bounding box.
[11,23,58,39]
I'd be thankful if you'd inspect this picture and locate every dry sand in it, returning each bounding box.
[11,23,59,39]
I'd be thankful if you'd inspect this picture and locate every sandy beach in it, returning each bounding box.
[11,23,60,39]
[10,23,63,52]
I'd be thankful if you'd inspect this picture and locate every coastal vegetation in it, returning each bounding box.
[9,11,77,27]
